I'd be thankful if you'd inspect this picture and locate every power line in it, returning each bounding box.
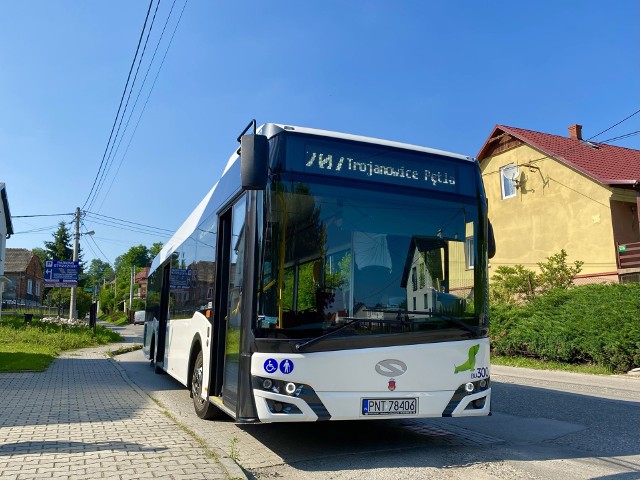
[88,0,163,212]
[84,217,171,237]
[84,211,174,233]
[12,213,74,218]
[599,130,640,144]
[81,223,112,264]
[96,0,187,212]
[587,109,640,141]
[81,0,156,212]
[12,225,64,235]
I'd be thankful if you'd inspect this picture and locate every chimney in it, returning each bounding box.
[568,124,583,140]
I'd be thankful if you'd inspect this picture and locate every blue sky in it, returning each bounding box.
[2,1,639,266]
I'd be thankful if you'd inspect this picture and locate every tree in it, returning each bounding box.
[44,222,73,261]
[114,245,152,274]
[47,288,92,318]
[490,250,584,305]
[43,221,84,273]
[86,259,114,287]
[150,242,163,258]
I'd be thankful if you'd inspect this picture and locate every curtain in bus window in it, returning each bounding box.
[353,232,392,271]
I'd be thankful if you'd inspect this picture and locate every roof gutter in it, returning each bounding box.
[0,184,13,239]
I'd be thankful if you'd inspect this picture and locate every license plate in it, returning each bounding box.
[362,398,417,416]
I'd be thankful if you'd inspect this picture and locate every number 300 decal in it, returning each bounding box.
[471,367,489,379]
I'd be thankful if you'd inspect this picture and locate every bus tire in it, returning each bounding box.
[191,350,221,419]
[149,336,156,367]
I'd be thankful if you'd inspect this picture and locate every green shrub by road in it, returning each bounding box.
[490,283,640,373]
[101,311,130,326]
[0,314,123,372]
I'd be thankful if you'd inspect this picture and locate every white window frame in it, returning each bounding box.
[500,164,519,199]
[36,281,41,297]
[465,237,475,269]
[27,278,33,295]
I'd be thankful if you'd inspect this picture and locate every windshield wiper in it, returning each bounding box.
[294,318,360,352]
[434,314,478,336]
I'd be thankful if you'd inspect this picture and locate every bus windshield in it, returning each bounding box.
[256,177,486,344]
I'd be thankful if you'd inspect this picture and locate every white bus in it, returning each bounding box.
[143,121,495,423]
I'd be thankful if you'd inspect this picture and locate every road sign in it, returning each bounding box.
[170,269,191,290]
[44,260,79,288]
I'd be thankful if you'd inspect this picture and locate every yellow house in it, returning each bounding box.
[478,124,640,284]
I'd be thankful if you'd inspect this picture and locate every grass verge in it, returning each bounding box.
[101,311,130,326]
[492,355,612,375]
[106,344,143,358]
[0,314,123,372]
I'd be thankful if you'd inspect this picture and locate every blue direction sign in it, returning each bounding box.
[44,260,79,288]
[170,268,191,290]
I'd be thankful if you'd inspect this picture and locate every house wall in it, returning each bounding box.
[481,144,617,276]
[4,256,44,306]
[0,205,6,300]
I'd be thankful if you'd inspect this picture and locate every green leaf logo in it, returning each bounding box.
[454,344,480,373]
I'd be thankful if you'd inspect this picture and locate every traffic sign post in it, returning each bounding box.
[44,260,79,288]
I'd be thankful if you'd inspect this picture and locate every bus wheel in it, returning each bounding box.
[149,336,155,367]
[191,350,221,419]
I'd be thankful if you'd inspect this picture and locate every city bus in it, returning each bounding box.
[143,121,495,423]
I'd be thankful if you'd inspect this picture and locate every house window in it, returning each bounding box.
[27,279,33,295]
[465,237,475,269]
[412,297,417,311]
[424,293,428,309]
[411,267,417,291]
[36,281,41,297]
[500,164,519,199]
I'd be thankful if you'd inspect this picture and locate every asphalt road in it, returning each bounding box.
[110,322,640,480]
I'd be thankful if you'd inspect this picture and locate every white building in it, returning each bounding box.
[0,182,14,317]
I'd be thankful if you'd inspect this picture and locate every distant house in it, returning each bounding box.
[3,248,45,307]
[0,183,14,312]
[134,267,150,299]
[478,124,640,284]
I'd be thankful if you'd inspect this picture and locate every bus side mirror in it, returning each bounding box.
[240,134,269,190]
[488,220,496,259]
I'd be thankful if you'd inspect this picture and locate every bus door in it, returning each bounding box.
[213,195,246,413]
[154,262,171,372]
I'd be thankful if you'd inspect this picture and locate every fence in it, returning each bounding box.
[1,302,68,317]
[617,241,640,270]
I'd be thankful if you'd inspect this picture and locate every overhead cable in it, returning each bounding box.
[88,0,163,212]
[81,0,156,212]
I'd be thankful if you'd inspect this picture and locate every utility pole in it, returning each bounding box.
[129,266,134,314]
[69,207,80,320]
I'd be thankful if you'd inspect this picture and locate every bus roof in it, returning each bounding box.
[261,124,475,162]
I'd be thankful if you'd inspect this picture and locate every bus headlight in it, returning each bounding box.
[285,382,297,395]
[465,382,475,393]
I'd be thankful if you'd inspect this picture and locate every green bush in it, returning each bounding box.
[490,249,583,304]
[490,283,640,373]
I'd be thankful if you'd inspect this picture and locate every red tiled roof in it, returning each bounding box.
[135,267,150,283]
[478,125,640,186]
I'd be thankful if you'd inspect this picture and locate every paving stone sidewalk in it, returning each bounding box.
[0,344,246,480]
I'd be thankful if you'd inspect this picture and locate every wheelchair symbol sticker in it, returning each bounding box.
[279,359,294,374]
[263,358,278,374]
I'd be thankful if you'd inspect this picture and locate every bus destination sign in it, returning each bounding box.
[301,143,464,193]
[304,145,468,193]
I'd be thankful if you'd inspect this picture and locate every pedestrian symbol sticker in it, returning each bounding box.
[263,358,278,374]
[279,359,294,374]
